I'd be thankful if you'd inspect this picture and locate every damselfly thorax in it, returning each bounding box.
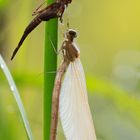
[61,29,80,62]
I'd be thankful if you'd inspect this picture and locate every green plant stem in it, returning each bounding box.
[44,0,58,139]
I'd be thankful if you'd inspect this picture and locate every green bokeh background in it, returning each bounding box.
[0,0,140,140]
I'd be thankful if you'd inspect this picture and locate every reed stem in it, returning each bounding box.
[44,0,58,139]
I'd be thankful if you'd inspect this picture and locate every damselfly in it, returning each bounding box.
[11,0,72,60]
[51,29,97,140]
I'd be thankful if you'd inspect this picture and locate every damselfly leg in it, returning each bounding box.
[48,35,62,55]
[32,1,47,16]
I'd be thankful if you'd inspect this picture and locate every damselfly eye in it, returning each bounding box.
[68,29,77,38]
[68,0,72,3]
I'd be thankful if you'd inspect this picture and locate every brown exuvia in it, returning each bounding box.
[11,0,72,60]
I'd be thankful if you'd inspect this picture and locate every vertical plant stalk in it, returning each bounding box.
[44,0,58,140]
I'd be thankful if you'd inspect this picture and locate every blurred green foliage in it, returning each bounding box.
[0,0,8,9]
[0,0,140,140]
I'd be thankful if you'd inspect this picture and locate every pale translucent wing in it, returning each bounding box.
[59,58,97,140]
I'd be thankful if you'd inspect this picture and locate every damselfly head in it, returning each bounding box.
[67,0,72,4]
[57,0,72,4]
[66,29,77,40]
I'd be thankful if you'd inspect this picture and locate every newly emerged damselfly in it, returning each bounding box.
[51,29,97,140]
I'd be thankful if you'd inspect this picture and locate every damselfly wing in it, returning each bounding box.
[59,59,97,140]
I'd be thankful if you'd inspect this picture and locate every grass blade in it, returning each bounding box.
[0,55,33,140]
